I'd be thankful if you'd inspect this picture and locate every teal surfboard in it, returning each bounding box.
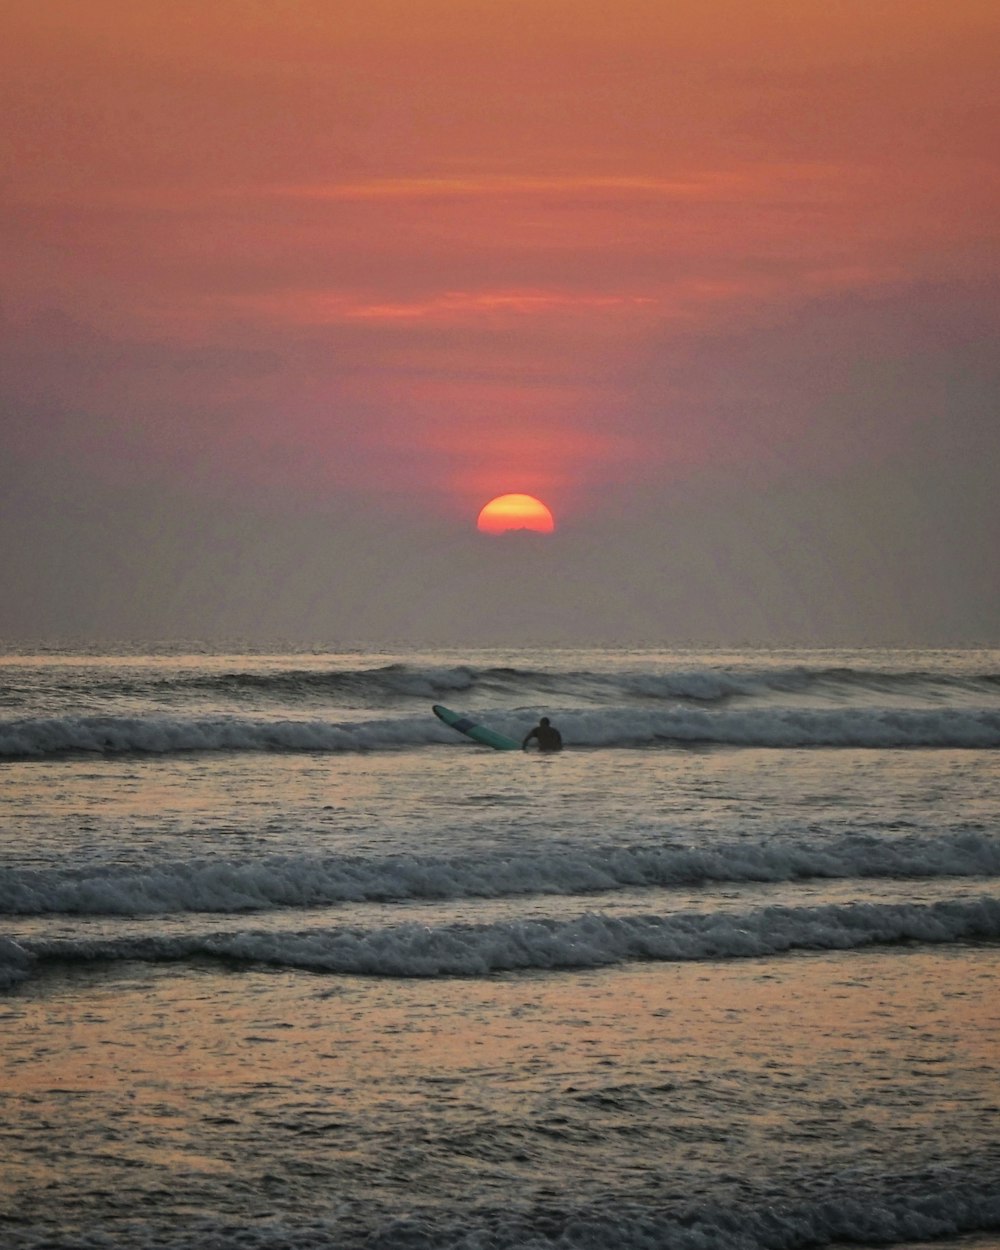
[432,704,520,751]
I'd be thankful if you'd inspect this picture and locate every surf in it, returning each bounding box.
[3,704,1000,758]
[4,832,999,917]
[4,897,999,990]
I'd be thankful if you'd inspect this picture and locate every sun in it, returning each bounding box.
[476,493,556,535]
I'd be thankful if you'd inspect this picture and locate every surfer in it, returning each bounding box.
[523,717,563,753]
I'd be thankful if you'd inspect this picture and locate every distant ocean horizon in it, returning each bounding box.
[2,642,999,1250]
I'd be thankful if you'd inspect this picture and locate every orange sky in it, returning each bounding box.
[2,1,998,640]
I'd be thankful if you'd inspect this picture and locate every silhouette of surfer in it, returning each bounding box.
[523,716,563,753]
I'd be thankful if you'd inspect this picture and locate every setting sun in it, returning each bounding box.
[476,494,556,535]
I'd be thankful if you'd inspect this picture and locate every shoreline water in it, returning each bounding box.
[3,948,999,1247]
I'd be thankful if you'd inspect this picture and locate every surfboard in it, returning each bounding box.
[432,704,520,751]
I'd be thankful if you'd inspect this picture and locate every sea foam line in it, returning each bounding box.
[5,1174,1000,1250]
[2,705,1000,757]
[6,1174,999,1250]
[368,1180,1000,1250]
[3,833,999,917]
[93,659,1000,704]
[5,897,999,986]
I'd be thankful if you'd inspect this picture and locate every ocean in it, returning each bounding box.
[1,644,999,1250]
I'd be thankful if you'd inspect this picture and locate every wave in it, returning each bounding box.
[250,661,1000,704]
[178,661,773,704]
[162,662,495,702]
[5,897,999,987]
[0,712,424,756]
[53,659,1000,708]
[359,1180,1000,1250]
[3,704,999,757]
[7,1175,1000,1250]
[7,1173,999,1250]
[4,833,999,917]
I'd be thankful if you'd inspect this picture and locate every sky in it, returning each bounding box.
[2,0,998,646]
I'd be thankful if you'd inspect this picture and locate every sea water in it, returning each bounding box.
[1,645,998,1250]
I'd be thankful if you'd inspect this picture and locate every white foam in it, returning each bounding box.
[17,897,1000,981]
[0,712,444,757]
[559,705,1000,749]
[2,704,999,757]
[4,833,999,917]
[181,659,1000,706]
[4,1172,999,1249]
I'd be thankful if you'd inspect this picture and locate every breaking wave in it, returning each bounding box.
[3,832,998,917]
[7,1174,1000,1250]
[35,659,1000,708]
[3,704,999,757]
[4,897,999,988]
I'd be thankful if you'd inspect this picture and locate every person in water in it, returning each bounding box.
[523,716,563,752]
